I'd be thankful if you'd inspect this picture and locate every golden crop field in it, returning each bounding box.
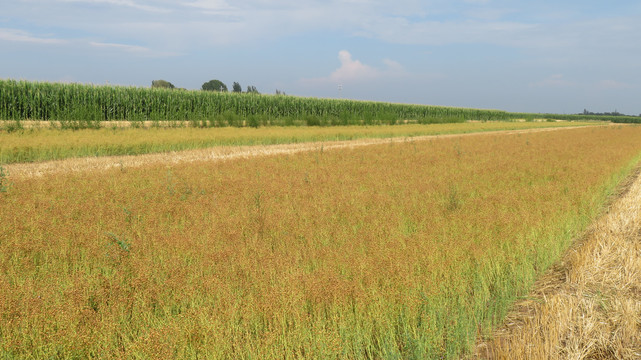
[0,121,597,164]
[1,125,641,358]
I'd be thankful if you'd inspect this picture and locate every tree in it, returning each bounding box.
[232,82,242,93]
[246,85,259,94]
[202,80,228,92]
[151,80,175,89]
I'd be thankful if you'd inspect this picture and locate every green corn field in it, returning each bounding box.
[0,79,636,126]
[0,79,512,126]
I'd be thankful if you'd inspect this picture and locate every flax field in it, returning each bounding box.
[0,121,595,164]
[1,125,641,358]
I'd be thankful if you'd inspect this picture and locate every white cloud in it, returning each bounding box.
[329,50,380,82]
[14,1,638,59]
[357,18,541,47]
[0,28,66,44]
[529,74,576,88]
[7,1,641,57]
[303,50,406,84]
[60,0,171,13]
[181,0,239,15]
[597,80,632,90]
[382,58,403,72]
[89,41,150,53]
[464,8,515,21]
[0,26,177,57]
[88,41,181,57]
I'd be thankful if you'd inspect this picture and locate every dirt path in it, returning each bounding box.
[4,124,617,180]
[476,166,641,359]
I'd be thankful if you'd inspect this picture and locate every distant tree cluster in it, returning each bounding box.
[202,80,262,94]
[151,79,175,89]
[581,109,640,117]
[151,79,264,94]
[202,79,228,92]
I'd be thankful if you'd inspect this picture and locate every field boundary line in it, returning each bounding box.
[4,124,619,179]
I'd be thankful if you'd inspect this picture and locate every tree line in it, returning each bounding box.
[151,79,261,94]
[581,109,641,118]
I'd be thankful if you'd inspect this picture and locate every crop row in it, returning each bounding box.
[3,79,637,127]
[0,79,514,125]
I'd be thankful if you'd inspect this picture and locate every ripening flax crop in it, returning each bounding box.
[1,124,641,358]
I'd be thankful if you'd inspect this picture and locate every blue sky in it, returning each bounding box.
[2,0,640,114]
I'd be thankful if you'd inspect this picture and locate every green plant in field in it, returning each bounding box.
[453,141,463,158]
[446,184,462,211]
[165,169,176,195]
[106,232,131,252]
[0,166,9,193]
[3,120,23,133]
[105,232,132,266]
[254,190,266,241]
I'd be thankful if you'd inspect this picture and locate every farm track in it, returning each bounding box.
[4,124,616,179]
[476,163,641,358]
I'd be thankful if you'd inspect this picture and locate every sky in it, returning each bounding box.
[1,0,640,115]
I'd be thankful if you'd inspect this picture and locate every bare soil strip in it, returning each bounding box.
[4,124,614,180]
[476,166,641,359]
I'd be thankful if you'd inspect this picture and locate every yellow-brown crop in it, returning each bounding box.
[0,121,596,164]
[479,138,641,358]
[1,125,640,358]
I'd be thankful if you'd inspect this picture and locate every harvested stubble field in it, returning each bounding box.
[1,125,641,358]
